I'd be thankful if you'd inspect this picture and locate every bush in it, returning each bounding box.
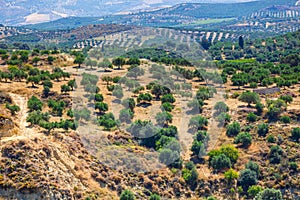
[255,102,264,115]
[161,94,176,104]
[291,127,300,142]
[254,188,283,200]
[224,168,238,183]
[122,98,136,111]
[98,113,117,130]
[191,131,209,157]
[188,116,208,131]
[149,194,160,200]
[155,112,172,126]
[216,113,231,126]
[248,185,263,198]
[247,112,257,122]
[289,162,298,171]
[120,190,135,200]
[226,121,241,137]
[267,134,276,143]
[238,91,260,106]
[210,153,232,171]
[257,123,269,137]
[234,132,252,147]
[5,103,20,115]
[187,99,204,113]
[279,95,293,104]
[161,102,174,112]
[269,145,283,164]
[245,161,260,177]
[238,169,258,191]
[280,115,291,124]
[214,102,229,116]
[119,109,134,123]
[182,162,198,187]
[28,96,43,111]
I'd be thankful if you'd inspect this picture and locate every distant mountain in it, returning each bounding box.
[24,0,299,31]
[1,0,297,25]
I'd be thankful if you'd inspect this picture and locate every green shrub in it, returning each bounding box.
[234,132,252,147]
[226,121,241,137]
[238,169,258,191]
[149,194,161,200]
[120,190,135,200]
[254,188,283,200]
[247,185,262,198]
[257,123,268,137]
[291,127,300,142]
[247,112,257,122]
[289,162,298,171]
[267,134,276,143]
[280,115,291,124]
[182,162,198,187]
[269,145,283,164]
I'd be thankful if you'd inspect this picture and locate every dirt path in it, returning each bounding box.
[1,93,43,143]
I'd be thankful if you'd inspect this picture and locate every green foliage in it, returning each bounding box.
[188,116,208,131]
[257,123,269,137]
[289,162,298,171]
[248,186,263,198]
[191,131,209,157]
[210,153,232,171]
[208,145,239,170]
[269,145,283,164]
[238,91,260,106]
[226,121,240,137]
[112,88,124,99]
[279,95,293,104]
[247,112,257,122]
[187,99,204,113]
[137,93,153,104]
[234,132,252,147]
[120,190,135,200]
[214,102,229,116]
[224,168,239,183]
[155,111,173,126]
[238,169,258,191]
[81,73,98,86]
[61,84,71,93]
[48,99,66,117]
[266,99,286,121]
[267,134,276,143]
[67,79,77,90]
[95,102,108,114]
[26,110,50,125]
[291,127,300,142]
[254,188,283,200]
[5,103,20,115]
[182,162,198,187]
[98,113,117,130]
[161,94,176,104]
[74,108,91,121]
[119,109,134,123]
[149,194,160,200]
[74,53,85,67]
[112,57,126,69]
[161,102,174,112]
[122,98,136,111]
[216,112,231,126]
[255,102,264,115]
[280,116,291,124]
[28,96,43,111]
[245,161,260,177]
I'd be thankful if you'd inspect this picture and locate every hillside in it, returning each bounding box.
[0,28,299,199]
